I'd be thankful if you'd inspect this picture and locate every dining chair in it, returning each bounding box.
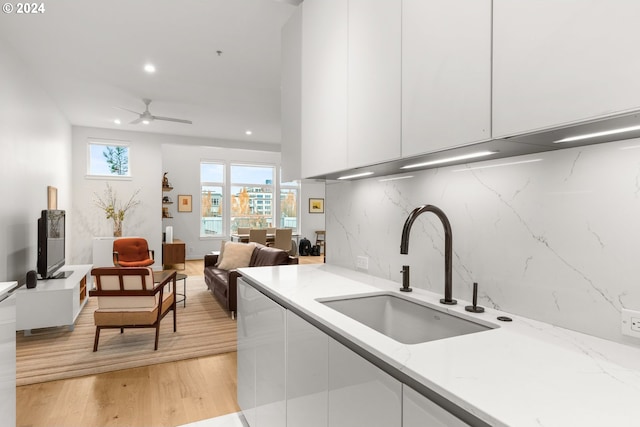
[271,228,293,252]
[315,230,326,256]
[236,227,251,243]
[249,228,267,245]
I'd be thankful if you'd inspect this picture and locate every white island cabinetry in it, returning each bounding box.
[239,278,464,427]
[328,337,401,427]
[237,279,286,427]
[403,384,470,427]
[0,283,16,427]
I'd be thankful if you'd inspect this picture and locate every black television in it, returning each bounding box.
[37,209,70,279]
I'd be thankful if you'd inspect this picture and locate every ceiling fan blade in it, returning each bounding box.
[129,117,144,125]
[115,106,142,115]
[153,115,193,125]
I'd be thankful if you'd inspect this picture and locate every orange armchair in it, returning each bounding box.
[113,238,155,267]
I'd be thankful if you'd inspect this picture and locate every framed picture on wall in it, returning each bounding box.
[177,195,192,212]
[309,198,324,214]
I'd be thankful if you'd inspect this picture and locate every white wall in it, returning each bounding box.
[300,180,325,245]
[71,127,166,267]
[161,144,282,258]
[326,138,640,347]
[0,40,72,283]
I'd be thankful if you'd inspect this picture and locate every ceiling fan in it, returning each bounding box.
[117,99,193,125]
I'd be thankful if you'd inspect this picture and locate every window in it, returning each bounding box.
[280,179,299,231]
[88,141,131,177]
[200,162,225,236]
[230,164,275,232]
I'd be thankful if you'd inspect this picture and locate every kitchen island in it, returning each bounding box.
[237,263,640,427]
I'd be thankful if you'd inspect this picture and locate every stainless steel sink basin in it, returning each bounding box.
[319,293,494,344]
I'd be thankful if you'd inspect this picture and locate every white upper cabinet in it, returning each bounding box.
[493,0,640,138]
[347,0,402,168]
[401,0,491,158]
[301,0,349,178]
[281,8,302,183]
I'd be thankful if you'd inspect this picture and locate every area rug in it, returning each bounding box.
[16,276,237,386]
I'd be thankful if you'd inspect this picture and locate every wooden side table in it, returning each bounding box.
[162,239,186,270]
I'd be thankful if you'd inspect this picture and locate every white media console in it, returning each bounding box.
[15,264,93,335]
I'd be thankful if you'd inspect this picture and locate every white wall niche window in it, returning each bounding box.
[87,140,131,178]
[200,162,225,237]
[280,176,300,233]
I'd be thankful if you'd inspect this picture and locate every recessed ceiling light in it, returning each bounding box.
[114,119,121,125]
[144,63,156,73]
[245,130,253,135]
[337,171,374,180]
[401,151,498,169]
[142,120,150,125]
[554,125,640,143]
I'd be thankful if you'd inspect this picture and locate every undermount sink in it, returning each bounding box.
[319,293,494,344]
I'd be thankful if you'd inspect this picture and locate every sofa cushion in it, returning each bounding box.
[217,242,256,270]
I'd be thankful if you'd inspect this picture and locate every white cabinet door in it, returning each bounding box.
[237,279,286,427]
[347,0,402,169]
[301,0,349,178]
[0,294,16,427]
[237,280,257,426]
[403,385,470,427]
[401,0,491,157]
[281,7,302,183]
[493,0,640,138]
[286,311,329,427]
[328,338,402,427]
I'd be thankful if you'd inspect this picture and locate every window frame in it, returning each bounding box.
[230,163,276,232]
[86,139,132,179]
[200,161,226,238]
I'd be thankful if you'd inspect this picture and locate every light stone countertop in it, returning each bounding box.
[238,263,640,427]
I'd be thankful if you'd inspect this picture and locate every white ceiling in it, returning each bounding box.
[0,0,299,145]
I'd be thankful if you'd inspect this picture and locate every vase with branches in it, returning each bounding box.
[94,183,141,237]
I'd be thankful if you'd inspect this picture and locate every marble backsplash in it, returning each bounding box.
[325,138,640,346]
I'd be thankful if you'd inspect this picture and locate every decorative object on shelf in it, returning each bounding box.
[162,207,172,218]
[162,196,172,204]
[162,173,173,190]
[93,183,141,237]
[309,198,324,214]
[47,186,57,210]
[177,194,192,212]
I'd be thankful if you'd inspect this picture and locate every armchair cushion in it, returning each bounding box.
[113,237,154,267]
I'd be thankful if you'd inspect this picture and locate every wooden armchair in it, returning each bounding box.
[112,237,155,267]
[89,267,177,351]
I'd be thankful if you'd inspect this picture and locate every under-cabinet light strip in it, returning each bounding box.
[452,158,543,172]
[379,175,414,182]
[401,151,498,169]
[337,171,374,180]
[554,125,640,143]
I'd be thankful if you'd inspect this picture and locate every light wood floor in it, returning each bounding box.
[17,256,324,427]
